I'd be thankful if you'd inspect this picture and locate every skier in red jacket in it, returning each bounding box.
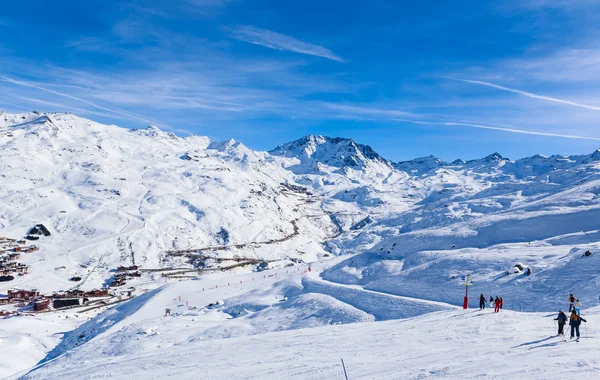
[494,297,501,312]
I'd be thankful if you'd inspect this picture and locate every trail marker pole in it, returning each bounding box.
[461,274,473,309]
[341,359,349,380]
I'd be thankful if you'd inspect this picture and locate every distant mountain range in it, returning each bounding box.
[2,111,600,295]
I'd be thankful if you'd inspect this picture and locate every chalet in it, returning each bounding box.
[13,247,22,253]
[25,246,39,253]
[0,297,9,305]
[83,289,110,298]
[70,290,85,298]
[127,265,139,271]
[7,253,20,262]
[8,289,39,301]
[111,278,126,287]
[15,264,28,274]
[128,271,141,278]
[33,298,50,312]
[117,266,128,274]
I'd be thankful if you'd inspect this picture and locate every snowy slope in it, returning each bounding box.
[3,111,600,379]
[0,113,340,294]
[17,262,600,380]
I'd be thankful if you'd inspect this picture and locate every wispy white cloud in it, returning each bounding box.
[394,118,600,141]
[15,95,118,119]
[320,103,414,118]
[227,25,344,62]
[445,76,600,111]
[0,76,160,126]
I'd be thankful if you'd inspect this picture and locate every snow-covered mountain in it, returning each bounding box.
[2,111,600,297]
[270,135,393,176]
[4,111,600,379]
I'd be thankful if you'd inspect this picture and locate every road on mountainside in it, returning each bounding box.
[164,211,364,257]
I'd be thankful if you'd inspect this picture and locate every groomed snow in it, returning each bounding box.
[3,111,600,379]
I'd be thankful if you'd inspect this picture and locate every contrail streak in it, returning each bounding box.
[394,118,600,141]
[445,76,600,112]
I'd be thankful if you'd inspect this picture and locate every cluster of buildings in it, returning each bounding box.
[111,265,141,287]
[0,287,112,314]
[0,237,38,281]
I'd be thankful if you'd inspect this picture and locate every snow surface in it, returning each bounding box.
[2,111,600,379]
[15,262,600,379]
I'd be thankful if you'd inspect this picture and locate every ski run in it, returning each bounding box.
[1,112,600,379]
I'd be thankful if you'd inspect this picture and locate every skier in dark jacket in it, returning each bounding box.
[554,310,567,336]
[489,296,494,308]
[500,298,504,309]
[568,294,576,312]
[479,294,486,310]
[569,310,587,341]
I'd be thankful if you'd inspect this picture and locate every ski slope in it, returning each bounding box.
[2,111,600,379]
[16,262,600,380]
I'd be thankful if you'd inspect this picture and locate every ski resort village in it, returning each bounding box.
[0,111,599,379]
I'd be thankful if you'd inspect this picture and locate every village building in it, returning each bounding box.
[8,289,40,301]
[53,298,80,309]
[33,297,50,312]
[28,224,51,237]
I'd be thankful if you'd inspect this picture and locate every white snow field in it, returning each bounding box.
[2,111,600,378]
[15,263,600,380]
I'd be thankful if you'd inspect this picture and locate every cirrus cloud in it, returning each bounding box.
[227,25,344,62]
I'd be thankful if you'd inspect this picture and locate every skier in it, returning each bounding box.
[500,297,504,309]
[165,308,171,317]
[554,310,567,336]
[494,296,501,312]
[569,310,587,341]
[574,299,582,316]
[568,294,576,312]
[489,296,494,309]
[479,294,486,310]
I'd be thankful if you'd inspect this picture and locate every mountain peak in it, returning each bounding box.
[483,152,505,162]
[269,135,391,172]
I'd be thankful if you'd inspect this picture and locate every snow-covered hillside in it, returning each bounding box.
[0,112,342,294]
[3,111,600,379]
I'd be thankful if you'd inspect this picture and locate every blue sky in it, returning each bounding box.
[1,0,600,161]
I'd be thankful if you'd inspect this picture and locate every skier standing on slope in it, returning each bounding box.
[500,297,504,309]
[554,310,568,336]
[489,296,494,309]
[568,294,576,312]
[569,310,587,341]
[494,297,501,312]
[574,299,583,316]
[479,294,486,310]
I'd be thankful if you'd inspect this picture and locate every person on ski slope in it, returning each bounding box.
[574,299,582,315]
[489,296,494,309]
[569,310,587,341]
[554,310,568,336]
[568,294,576,312]
[479,294,486,310]
[500,297,504,309]
[494,297,501,312]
